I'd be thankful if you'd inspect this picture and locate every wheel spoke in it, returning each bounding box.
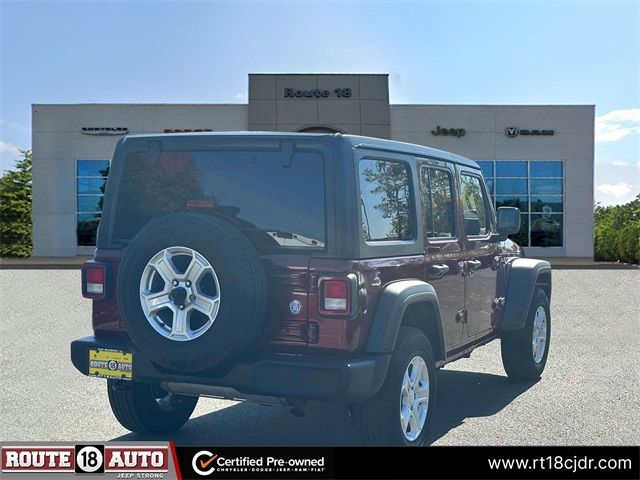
[414,384,429,403]
[411,360,423,387]
[184,257,205,283]
[400,406,410,433]
[171,307,189,338]
[152,253,179,285]
[141,291,172,314]
[408,411,419,434]
[191,294,219,316]
[403,369,411,391]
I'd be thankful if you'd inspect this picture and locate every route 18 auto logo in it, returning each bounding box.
[1,444,169,475]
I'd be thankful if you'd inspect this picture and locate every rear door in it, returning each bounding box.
[419,160,466,348]
[458,167,500,338]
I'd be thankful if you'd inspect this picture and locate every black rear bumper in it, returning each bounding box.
[70,336,390,403]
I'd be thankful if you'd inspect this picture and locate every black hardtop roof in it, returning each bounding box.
[120,131,480,170]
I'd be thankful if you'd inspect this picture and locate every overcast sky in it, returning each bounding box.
[1,0,638,205]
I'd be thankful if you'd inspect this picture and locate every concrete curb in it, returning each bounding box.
[0,257,90,270]
[0,264,84,270]
[550,264,639,270]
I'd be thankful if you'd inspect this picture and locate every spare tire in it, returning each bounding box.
[117,213,267,371]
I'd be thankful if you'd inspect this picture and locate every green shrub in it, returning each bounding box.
[594,194,640,264]
[0,150,32,257]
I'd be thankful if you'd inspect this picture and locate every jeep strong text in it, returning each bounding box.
[71,132,552,446]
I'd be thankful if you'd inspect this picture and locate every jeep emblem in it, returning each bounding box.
[289,300,303,315]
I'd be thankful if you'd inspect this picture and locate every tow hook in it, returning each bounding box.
[111,380,131,391]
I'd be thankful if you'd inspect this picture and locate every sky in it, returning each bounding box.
[1,0,638,205]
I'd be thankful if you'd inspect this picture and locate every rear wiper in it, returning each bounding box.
[268,231,324,247]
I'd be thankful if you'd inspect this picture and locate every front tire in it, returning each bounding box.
[353,327,437,446]
[501,288,551,381]
[107,380,198,435]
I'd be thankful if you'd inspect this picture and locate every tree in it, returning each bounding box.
[594,194,640,264]
[0,149,32,257]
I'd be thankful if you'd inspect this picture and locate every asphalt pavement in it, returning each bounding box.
[0,269,638,445]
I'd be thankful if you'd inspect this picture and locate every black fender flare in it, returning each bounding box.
[502,258,552,331]
[366,280,445,360]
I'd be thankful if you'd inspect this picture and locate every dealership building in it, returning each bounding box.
[32,73,594,258]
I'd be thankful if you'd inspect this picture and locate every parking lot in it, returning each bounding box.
[0,268,638,445]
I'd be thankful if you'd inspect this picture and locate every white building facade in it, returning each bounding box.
[32,73,594,258]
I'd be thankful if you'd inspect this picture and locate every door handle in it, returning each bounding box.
[431,264,450,279]
[467,259,482,273]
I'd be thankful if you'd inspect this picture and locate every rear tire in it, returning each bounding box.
[107,380,198,435]
[352,327,437,446]
[501,288,551,381]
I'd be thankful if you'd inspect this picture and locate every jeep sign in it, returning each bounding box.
[431,126,466,138]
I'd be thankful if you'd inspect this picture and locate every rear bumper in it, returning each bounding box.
[70,336,390,403]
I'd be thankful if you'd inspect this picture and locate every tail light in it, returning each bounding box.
[319,275,358,316]
[82,261,108,300]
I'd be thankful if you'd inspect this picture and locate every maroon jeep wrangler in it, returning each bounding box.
[71,132,551,446]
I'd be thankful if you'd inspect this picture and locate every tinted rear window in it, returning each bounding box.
[113,149,325,252]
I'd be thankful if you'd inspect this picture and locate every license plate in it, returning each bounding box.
[88,348,133,380]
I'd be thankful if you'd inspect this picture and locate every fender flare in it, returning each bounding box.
[502,258,552,331]
[366,280,445,359]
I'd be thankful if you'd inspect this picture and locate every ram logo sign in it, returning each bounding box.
[505,127,554,138]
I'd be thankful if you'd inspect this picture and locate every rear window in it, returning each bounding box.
[112,149,325,252]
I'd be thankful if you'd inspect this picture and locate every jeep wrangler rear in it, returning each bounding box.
[71,132,551,445]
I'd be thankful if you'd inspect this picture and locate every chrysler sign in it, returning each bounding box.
[81,127,128,136]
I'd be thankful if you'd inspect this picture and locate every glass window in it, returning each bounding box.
[77,160,110,177]
[460,174,490,236]
[496,161,527,177]
[477,161,493,180]
[485,178,494,196]
[474,160,564,248]
[77,177,108,195]
[360,159,414,241]
[495,195,528,211]
[531,195,563,213]
[76,160,109,246]
[531,178,563,195]
[496,178,528,195]
[421,167,456,239]
[509,213,529,246]
[115,149,326,251]
[77,196,104,213]
[531,213,563,247]
[531,161,562,177]
[77,213,102,247]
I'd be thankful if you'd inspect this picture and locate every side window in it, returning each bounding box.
[76,160,110,246]
[420,167,456,238]
[460,174,490,236]
[359,159,414,241]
